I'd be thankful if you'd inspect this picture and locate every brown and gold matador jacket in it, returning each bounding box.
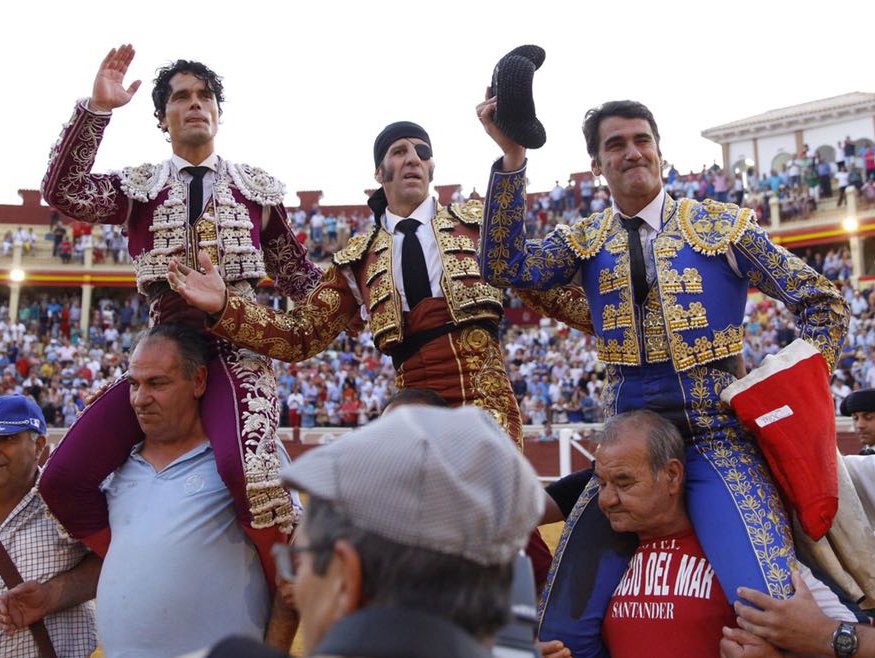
[210,199,591,362]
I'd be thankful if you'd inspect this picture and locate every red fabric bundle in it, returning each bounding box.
[720,339,837,540]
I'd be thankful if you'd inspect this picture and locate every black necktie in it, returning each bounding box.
[396,218,432,310]
[184,166,209,224]
[620,216,648,306]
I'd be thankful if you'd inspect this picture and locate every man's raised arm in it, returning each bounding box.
[88,44,142,113]
[42,44,142,225]
[475,93,581,290]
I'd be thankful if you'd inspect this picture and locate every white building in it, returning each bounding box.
[702,92,875,176]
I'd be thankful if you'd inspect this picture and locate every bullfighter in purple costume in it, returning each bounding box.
[38,45,321,578]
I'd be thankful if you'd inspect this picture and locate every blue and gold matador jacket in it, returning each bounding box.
[480,163,848,380]
[481,164,849,657]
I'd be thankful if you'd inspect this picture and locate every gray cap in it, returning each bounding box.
[281,405,544,566]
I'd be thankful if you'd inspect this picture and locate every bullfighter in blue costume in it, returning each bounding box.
[476,97,848,656]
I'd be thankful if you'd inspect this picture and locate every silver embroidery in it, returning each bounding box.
[222,343,297,531]
[226,161,286,206]
[132,170,267,292]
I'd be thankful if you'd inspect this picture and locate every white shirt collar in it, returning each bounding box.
[612,188,666,232]
[384,196,436,233]
[171,153,219,174]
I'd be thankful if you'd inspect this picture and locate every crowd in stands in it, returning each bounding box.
[0,213,132,266]
[2,227,38,256]
[659,140,875,225]
[4,140,874,267]
[542,143,875,238]
[744,279,875,414]
[802,247,855,280]
[291,206,372,262]
[3,147,875,432]
[0,292,149,427]
[3,272,875,432]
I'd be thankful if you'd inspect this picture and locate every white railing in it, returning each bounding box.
[558,427,596,478]
[45,417,857,481]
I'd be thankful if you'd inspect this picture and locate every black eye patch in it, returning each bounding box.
[414,143,432,161]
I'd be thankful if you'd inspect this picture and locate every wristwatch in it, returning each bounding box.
[831,622,858,657]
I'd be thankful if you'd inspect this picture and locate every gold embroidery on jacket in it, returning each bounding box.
[556,209,614,260]
[598,264,627,295]
[442,235,477,253]
[365,260,387,285]
[442,256,482,280]
[643,291,670,364]
[362,230,402,346]
[193,200,219,267]
[648,211,739,371]
[215,269,350,363]
[602,287,635,332]
[449,199,484,224]
[456,325,522,449]
[677,198,752,255]
[433,206,502,325]
[596,324,640,365]
[516,287,593,335]
[661,267,703,294]
[333,225,377,265]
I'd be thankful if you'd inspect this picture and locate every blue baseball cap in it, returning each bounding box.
[0,395,46,435]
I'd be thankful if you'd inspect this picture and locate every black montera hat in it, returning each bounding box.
[489,45,547,149]
[840,389,875,416]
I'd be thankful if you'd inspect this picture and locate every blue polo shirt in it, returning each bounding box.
[97,442,269,658]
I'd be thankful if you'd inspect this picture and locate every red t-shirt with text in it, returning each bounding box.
[602,528,735,657]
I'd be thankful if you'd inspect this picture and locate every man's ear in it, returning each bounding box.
[331,539,363,614]
[591,157,601,177]
[374,166,383,185]
[193,365,208,399]
[665,459,684,496]
[34,434,47,460]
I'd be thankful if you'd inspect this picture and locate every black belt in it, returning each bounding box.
[389,320,498,370]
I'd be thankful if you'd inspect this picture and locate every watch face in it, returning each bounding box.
[835,632,855,652]
[833,624,857,656]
